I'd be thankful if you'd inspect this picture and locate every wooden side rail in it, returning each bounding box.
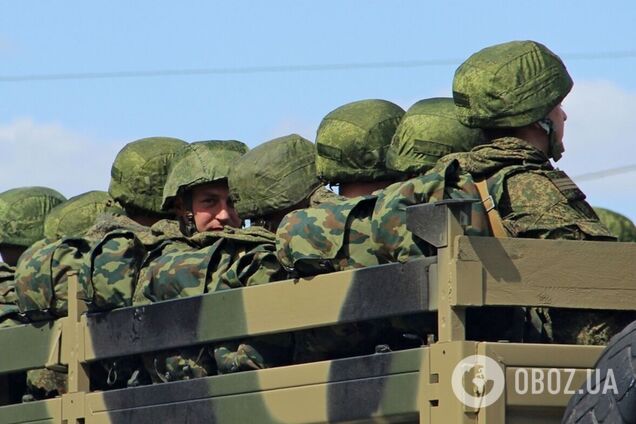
[82,257,436,361]
[449,235,636,310]
[0,319,64,375]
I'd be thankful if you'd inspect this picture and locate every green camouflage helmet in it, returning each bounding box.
[453,40,573,128]
[229,134,321,219]
[162,140,249,211]
[593,207,636,242]
[44,191,115,241]
[108,137,187,214]
[386,97,487,175]
[0,187,66,247]
[316,99,405,183]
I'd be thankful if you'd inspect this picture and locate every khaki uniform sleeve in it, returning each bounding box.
[500,171,615,241]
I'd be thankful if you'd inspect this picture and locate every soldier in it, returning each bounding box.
[137,136,331,379]
[134,139,286,380]
[277,98,487,276]
[207,133,345,371]
[84,136,187,239]
[316,99,405,197]
[446,40,622,344]
[21,191,114,401]
[277,99,488,361]
[371,97,491,262]
[1,187,67,330]
[161,140,247,235]
[0,187,66,402]
[593,207,636,242]
[449,40,612,241]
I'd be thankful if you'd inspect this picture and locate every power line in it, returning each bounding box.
[574,164,636,182]
[1,50,636,83]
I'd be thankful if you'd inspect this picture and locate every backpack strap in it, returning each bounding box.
[475,179,509,238]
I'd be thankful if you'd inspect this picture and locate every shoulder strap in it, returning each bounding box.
[475,179,508,238]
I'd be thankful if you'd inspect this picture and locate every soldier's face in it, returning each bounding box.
[547,104,567,144]
[189,182,241,231]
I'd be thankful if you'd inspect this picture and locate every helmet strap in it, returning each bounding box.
[537,118,564,162]
[178,191,198,236]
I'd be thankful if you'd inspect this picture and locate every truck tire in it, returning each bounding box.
[562,320,636,423]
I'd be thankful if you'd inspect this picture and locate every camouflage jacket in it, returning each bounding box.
[447,137,614,240]
[15,238,91,319]
[0,262,24,327]
[133,226,285,305]
[14,216,183,317]
[84,213,182,244]
[276,194,380,277]
[370,159,490,263]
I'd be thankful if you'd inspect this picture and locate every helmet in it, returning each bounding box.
[44,191,115,241]
[162,140,248,211]
[0,186,66,247]
[316,99,405,183]
[594,207,636,243]
[108,137,187,214]
[453,40,573,129]
[229,134,321,219]
[386,97,487,175]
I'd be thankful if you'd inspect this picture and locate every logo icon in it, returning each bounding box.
[451,355,505,408]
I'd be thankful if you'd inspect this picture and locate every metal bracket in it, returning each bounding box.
[406,199,477,248]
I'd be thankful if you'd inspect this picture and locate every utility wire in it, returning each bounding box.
[574,164,636,182]
[1,50,635,83]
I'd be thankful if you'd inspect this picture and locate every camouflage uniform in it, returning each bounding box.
[279,98,489,274]
[449,40,622,344]
[0,262,23,328]
[277,101,408,277]
[442,139,614,241]
[593,207,636,242]
[0,187,67,401]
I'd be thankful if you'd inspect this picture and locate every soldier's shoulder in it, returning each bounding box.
[505,170,583,204]
[84,212,149,240]
[190,226,276,246]
[150,219,183,238]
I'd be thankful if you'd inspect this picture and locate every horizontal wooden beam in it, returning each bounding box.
[452,236,636,310]
[0,320,63,374]
[84,258,435,361]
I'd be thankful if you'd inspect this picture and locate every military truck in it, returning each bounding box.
[0,200,633,423]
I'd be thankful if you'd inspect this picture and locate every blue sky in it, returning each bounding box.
[1,0,636,218]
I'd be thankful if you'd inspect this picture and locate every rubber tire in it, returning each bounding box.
[562,319,636,423]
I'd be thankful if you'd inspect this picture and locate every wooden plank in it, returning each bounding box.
[0,398,62,424]
[84,258,434,361]
[0,320,63,374]
[86,349,424,414]
[87,373,420,424]
[454,236,636,310]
